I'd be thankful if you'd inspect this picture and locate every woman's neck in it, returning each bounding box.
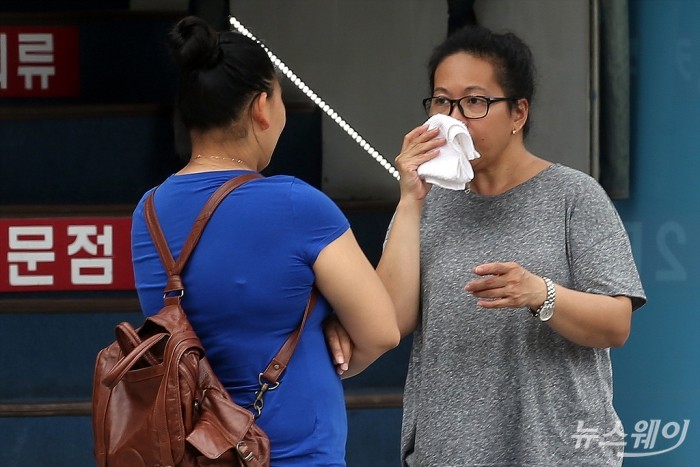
[469,150,549,196]
[179,137,258,174]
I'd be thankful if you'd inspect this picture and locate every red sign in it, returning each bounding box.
[0,26,79,97]
[0,218,134,292]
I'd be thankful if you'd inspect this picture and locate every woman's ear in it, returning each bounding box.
[512,98,529,133]
[250,92,271,130]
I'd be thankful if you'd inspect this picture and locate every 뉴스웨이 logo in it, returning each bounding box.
[572,419,690,457]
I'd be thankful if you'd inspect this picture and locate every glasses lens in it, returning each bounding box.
[423,98,432,114]
[460,96,489,118]
[424,97,451,116]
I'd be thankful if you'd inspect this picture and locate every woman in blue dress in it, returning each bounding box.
[131,16,399,466]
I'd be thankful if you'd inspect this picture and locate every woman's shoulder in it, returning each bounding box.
[132,187,157,220]
[264,174,315,191]
[135,172,338,218]
[539,164,619,219]
[542,164,609,196]
[265,175,334,202]
[544,163,597,184]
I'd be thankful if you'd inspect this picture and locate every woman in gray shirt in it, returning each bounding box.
[373,25,646,466]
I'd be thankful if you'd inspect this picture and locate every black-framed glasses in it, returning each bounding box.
[422,95,519,119]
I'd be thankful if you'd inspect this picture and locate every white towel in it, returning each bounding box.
[417,114,480,190]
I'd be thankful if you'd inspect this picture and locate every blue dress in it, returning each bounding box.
[131,170,350,466]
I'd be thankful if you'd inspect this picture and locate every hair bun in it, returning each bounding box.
[168,16,221,71]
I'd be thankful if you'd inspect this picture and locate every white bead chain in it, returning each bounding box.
[229,16,400,181]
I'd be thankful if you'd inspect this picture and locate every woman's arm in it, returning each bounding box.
[313,229,400,378]
[321,124,444,371]
[532,275,632,348]
[465,262,633,348]
[376,199,424,337]
[376,124,445,337]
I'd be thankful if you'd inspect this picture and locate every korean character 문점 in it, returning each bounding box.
[6,226,55,286]
[67,225,113,285]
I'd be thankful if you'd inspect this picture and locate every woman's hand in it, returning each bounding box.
[464,262,546,310]
[323,315,353,376]
[465,262,633,348]
[394,125,445,201]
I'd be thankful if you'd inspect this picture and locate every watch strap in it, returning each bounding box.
[530,276,555,319]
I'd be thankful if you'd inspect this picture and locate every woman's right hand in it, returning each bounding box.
[372,124,443,338]
[394,125,445,201]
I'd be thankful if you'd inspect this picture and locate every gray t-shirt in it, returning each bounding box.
[400,164,646,466]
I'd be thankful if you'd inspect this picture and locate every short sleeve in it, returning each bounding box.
[131,188,164,316]
[290,178,350,264]
[567,177,646,311]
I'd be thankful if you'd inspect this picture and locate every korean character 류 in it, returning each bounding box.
[17,32,55,90]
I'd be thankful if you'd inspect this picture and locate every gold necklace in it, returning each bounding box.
[194,154,249,166]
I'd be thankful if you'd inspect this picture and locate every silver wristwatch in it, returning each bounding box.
[530,276,556,321]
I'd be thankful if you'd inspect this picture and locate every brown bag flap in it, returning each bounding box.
[146,303,195,334]
[186,389,257,459]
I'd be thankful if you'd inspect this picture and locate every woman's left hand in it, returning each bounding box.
[466,262,634,348]
[323,315,353,375]
[464,262,546,310]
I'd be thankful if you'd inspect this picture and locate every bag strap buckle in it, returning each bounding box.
[246,373,280,418]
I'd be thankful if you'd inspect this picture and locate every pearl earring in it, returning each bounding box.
[512,129,517,135]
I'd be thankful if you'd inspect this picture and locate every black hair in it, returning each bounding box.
[428,25,536,136]
[167,16,276,133]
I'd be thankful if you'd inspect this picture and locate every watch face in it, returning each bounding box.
[539,304,554,321]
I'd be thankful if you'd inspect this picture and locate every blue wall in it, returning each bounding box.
[1,2,698,466]
[613,1,700,465]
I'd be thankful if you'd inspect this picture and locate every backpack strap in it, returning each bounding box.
[143,173,318,407]
[144,172,263,301]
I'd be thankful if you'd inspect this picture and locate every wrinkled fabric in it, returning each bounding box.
[417,114,480,190]
[399,164,646,466]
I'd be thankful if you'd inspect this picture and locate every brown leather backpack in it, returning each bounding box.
[92,173,315,466]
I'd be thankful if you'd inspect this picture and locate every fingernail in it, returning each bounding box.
[342,363,348,371]
[336,356,344,365]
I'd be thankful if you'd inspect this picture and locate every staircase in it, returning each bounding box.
[0,5,407,466]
